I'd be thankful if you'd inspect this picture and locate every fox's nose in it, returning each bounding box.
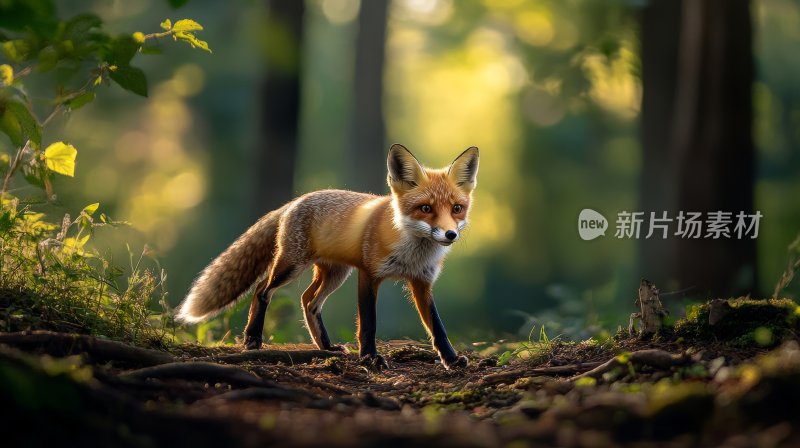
[445,230,458,241]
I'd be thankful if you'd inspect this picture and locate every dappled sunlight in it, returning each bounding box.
[321,0,361,25]
[90,66,211,253]
[513,9,554,47]
[392,0,454,25]
[583,46,642,119]
[386,23,524,254]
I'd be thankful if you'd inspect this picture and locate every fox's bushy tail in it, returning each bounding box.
[175,206,286,323]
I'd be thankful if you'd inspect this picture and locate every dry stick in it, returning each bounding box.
[264,364,351,395]
[0,330,174,366]
[119,360,323,402]
[193,349,342,365]
[479,361,605,386]
[572,349,689,381]
[199,387,317,404]
[121,361,270,386]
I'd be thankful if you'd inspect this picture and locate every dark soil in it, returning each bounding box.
[3,296,800,447]
[3,330,800,448]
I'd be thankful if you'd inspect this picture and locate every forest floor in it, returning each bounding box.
[3,298,800,447]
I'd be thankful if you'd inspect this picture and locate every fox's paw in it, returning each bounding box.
[243,335,262,350]
[443,355,469,370]
[359,354,389,372]
[326,344,350,354]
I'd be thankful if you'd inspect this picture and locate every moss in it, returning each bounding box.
[428,388,484,405]
[675,297,800,346]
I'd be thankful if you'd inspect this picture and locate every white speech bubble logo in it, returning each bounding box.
[578,209,608,240]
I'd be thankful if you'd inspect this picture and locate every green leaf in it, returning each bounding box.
[0,0,57,33]
[160,19,172,30]
[0,64,13,85]
[1,40,30,63]
[109,65,148,97]
[172,19,203,32]
[0,99,42,147]
[44,142,77,177]
[174,31,211,53]
[110,35,140,66]
[63,14,102,41]
[167,0,190,9]
[82,202,99,216]
[37,45,59,72]
[139,46,162,55]
[66,91,95,110]
[497,350,513,366]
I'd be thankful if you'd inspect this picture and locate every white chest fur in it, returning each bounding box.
[376,235,450,282]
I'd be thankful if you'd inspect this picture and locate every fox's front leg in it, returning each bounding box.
[408,279,468,369]
[357,271,388,370]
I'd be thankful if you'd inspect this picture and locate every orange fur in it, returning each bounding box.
[175,144,479,369]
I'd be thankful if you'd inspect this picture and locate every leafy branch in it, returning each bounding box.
[134,19,212,53]
[0,9,211,200]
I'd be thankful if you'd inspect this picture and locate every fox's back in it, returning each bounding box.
[285,190,390,267]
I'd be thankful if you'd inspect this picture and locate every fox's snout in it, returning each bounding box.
[431,227,459,246]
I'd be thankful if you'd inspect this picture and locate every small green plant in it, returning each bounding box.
[0,0,211,346]
[0,197,171,347]
[497,324,561,366]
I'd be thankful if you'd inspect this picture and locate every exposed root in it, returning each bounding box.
[572,349,689,381]
[479,362,605,385]
[121,361,278,388]
[198,387,318,403]
[192,349,342,365]
[0,330,174,366]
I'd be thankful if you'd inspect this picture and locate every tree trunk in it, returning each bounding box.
[638,0,684,293]
[253,0,305,217]
[349,0,390,194]
[640,0,756,297]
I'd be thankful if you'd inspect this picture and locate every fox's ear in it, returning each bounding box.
[448,146,479,191]
[387,143,426,192]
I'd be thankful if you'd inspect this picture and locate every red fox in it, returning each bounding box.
[175,144,479,369]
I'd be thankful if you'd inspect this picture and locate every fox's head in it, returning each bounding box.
[387,144,480,246]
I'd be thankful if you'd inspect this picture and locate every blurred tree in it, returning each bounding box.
[350,0,390,194]
[253,0,305,216]
[640,0,756,297]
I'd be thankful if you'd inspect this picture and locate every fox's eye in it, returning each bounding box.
[452,204,463,214]
[420,205,432,213]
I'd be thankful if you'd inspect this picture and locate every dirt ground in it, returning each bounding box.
[4,330,800,448]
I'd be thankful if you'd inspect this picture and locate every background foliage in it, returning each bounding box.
[2,0,799,345]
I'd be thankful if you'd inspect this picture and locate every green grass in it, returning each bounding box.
[0,197,173,348]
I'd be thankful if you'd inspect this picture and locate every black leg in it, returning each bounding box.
[409,279,468,369]
[316,314,334,349]
[357,271,386,370]
[243,268,292,349]
[428,301,459,362]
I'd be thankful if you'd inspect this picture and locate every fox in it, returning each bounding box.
[175,143,479,369]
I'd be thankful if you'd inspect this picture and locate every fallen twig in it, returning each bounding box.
[0,330,174,366]
[479,362,604,385]
[193,349,342,365]
[121,361,278,388]
[199,387,318,403]
[572,349,689,381]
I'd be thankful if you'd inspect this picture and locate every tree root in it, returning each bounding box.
[199,386,319,404]
[572,349,689,381]
[193,349,342,365]
[0,330,174,366]
[120,361,285,388]
[479,362,604,385]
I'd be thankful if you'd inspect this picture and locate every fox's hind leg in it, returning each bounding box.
[243,251,306,349]
[302,263,351,351]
